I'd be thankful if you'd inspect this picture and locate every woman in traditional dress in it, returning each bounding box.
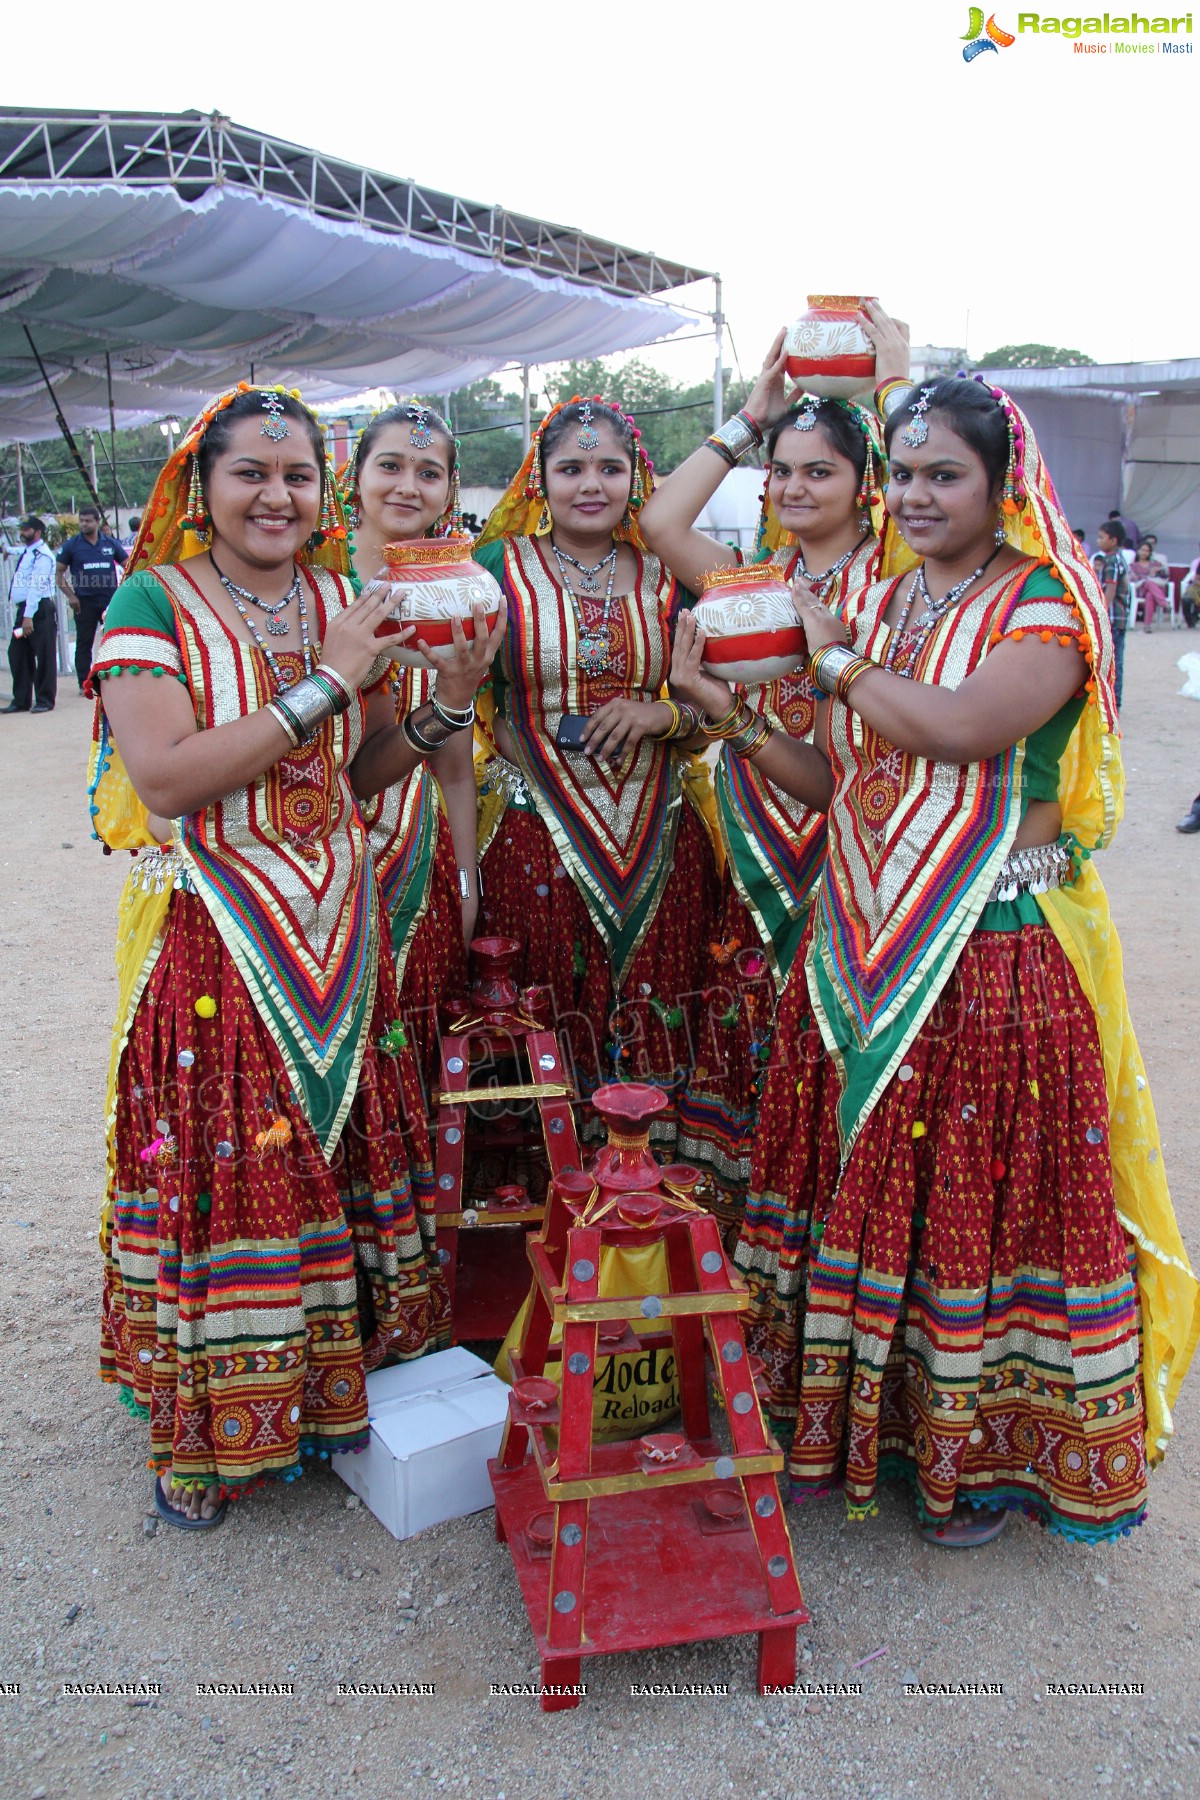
[674,374,1197,1545]
[639,317,901,1231]
[92,384,503,1526]
[345,403,477,1088]
[472,397,719,1150]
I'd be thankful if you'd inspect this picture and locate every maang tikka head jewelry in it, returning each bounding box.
[576,398,601,451]
[794,395,821,432]
[901,386,936,448]
[261,391,290,442]
[407,405,434,450]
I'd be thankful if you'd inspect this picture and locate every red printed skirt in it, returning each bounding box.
[394,809,468,1095]
[734,915,1148,1544]
[676,877,787,1243]
[479,798,719,1148]
[100,890,451,1499]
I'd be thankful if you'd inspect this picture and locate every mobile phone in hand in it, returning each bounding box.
[555,713,592,753]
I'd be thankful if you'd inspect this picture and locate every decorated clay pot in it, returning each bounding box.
[693,565,806,687]
[375,535,501,667]
[783,295,877,396]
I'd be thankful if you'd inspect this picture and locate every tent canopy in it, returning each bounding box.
[0,108,716,441]
[976,357,1200,561]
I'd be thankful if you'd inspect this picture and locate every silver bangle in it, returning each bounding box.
[809,645,860,698]
[709,415,760,464]
[275,677,336,739]
[457,866,476,901]
[401,712,437,758]
[429,695,475,733]
[430,690,476,728]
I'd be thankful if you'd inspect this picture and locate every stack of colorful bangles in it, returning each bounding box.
[874,377,911,420]
[701,695,773,759]
[652,697,702,741]
[401,692,476,757]
[267,663,354,746]
[808,643,875,703]
[705,408,764,467]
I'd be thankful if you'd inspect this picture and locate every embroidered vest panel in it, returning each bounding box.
[811,566,1030,1154]
[153,564,380,1157]
[497,536,684,983]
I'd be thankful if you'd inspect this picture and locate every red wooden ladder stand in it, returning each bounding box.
[490,1083,807,1711]
[433,936,582,1339]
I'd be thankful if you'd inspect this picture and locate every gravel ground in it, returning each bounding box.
[1,629,1198,1800]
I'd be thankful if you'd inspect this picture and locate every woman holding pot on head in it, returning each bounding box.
[345,402,480,1087]
[92,384,504,1527]
[637,305,907,1232]
[672,374,1197,1545]
[472,397,719,1150]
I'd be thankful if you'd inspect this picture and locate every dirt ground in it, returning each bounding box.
[1,628,1198,1800]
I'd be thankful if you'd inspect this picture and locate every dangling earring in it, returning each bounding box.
[525,429,552,535]
[994,508,1007,545]
[858,439,877,535]
[434,457,464,538]
[181,454,209,544]
[307,461,344,550]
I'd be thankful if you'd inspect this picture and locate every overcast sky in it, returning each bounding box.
[9,0,1195,389]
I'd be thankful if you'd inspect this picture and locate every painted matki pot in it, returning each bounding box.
[374,536,501,666]
[693,564,806,687]
[783,295,877,395]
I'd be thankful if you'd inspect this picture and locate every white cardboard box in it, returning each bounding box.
[333,1347,510,1540]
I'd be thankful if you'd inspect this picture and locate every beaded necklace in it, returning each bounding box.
[212,556,300,637]
[210,553,312,692]
[884,547,1003,678]
[553,543,618,594]
[783,531,871,600]
[551,539,619,676]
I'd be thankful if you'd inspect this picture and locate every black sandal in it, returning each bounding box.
[153,1476,228,1531]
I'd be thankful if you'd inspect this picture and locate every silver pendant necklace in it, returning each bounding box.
[552,540,619,676]
[211,554,312,691]
[553,543,617,594]
[213,554,300,638]
[884,546,1003,674]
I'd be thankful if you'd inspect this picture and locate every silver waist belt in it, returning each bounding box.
[986,840,1072,904]
[130,845,193,894]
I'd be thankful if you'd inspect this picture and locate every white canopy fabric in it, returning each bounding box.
[0,182,694,440]
[977,360,1200,562]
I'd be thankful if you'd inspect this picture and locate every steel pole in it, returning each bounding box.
[713,277,725,431]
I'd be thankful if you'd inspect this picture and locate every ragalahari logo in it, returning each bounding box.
[962,8,1016,57]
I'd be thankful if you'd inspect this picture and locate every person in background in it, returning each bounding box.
[119,513,142,553]
[57,503,127,692]
[1107,507,1139,554]
[1095,520,1130,708]
[4,515,59,714]
[1177,790,1200,834]
[1130,540,1171,633]
[1073,525,1091,559]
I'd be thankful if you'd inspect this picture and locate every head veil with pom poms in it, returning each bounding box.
[126,381,350,579]
[753,394,902,566]
[477,394,655,548]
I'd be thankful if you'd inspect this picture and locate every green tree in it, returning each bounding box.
[976,343,1096,369]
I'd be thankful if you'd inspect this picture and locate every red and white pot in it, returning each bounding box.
[694,565,805,687]
[375,536,501,667]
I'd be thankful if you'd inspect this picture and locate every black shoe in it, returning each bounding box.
[30,702,53,714]
[1,701,29,714]
[1177,801,1200,835]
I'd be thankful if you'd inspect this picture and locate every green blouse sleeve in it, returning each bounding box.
[91,570,186,684]
[1009,569,1087,805]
